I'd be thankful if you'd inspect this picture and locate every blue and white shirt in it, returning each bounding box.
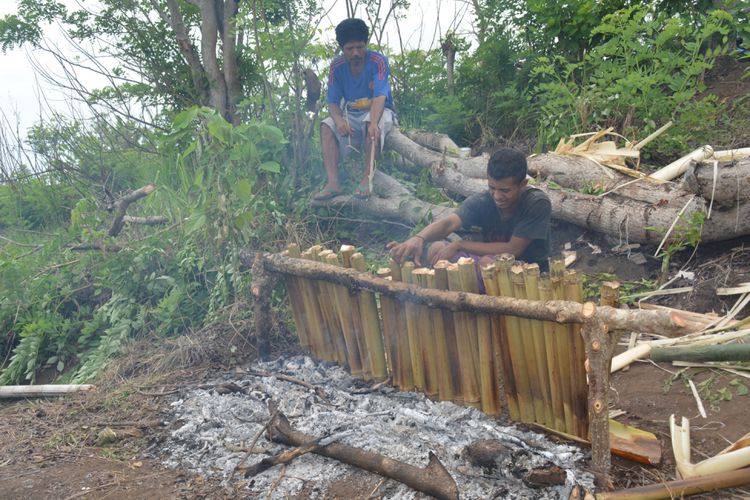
[327,50,394,111]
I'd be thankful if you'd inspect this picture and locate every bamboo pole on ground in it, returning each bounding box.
[424,269,454,401]
[299,248,330,360]
[495,254,533,422]
[550,259,576,435]
[524,263,554,427]
[538,275,567,433]
[511,264,543,424]
[447,263,481,409]
[402,262,426,391]
[351,252,388,381]
[327,252,364,377]
[457,258,484,410]
[283,244,311,350]
[433,261,460,404]
[318,249,348,364]
[565,269,590,439]
[389,259,414,391]
[414,268,440,400]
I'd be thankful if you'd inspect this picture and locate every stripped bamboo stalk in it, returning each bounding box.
[402,262,425,390]
[328,252,364,377]
[538,275,566,432]
[376,267,396,377]
[511,264,543,424]
[566,269,590,439]
[447,263,481,409]
[425,269,455,402]
[389,259,414,391]
[524,263,554,427]
[318,249,348,364]
[351,253,387,381]
[433,261,460,404]
[299,248,330,360]
[495,254,532,422]
[550,259,576,435]
[481,263,514,420]
[283,244,311,349]
[414,268,440,400]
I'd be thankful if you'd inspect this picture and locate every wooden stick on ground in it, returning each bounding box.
[0,384,94,398]
[266,410,459,500]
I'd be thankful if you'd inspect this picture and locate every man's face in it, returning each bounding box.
[342,40,367,69]
[488,176,526,214]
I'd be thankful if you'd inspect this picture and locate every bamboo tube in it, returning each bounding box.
[511,264,544,424]
[389,259,414,391]
[316,249,347,365]
[447,262,481,409]
[565,269,590,439]
[351,253,387,381]
[340,244,356,268]
[425,269,455,402]
[433,261,461,404]
[550,259,576,435]
[327,252,364,377]
[376,267,396,377]
[338,245,370,379]
[457,258,484,408]
[402,262,425,390]
[600,281,621,308]
[481,263,515,419]
[524,263,554,427]
[414,268,440,400]
[283,244,311,349]
[495,254,532,422]
[299,248,330,360]
[538,275,567,432]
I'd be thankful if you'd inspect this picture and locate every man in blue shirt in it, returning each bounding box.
[314,18,396,201]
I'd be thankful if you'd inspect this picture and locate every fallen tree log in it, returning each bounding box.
[267,410,459,500]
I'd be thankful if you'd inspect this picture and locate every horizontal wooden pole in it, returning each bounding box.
[652,344,750,362]
[261,253,703,336]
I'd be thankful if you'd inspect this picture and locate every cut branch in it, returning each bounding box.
[108,184,157,237]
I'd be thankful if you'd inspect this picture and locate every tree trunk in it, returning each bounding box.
[222,0,242,125]
[198,0,230,120]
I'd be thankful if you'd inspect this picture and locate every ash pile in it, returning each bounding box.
[161,355,595,498]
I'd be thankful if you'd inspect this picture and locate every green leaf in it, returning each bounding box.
[233,179,253,200]
[56,360,65,372]
[259,161,281,174]
[172,107,199,130]
[736,383,748,396]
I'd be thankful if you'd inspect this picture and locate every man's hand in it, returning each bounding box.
[367,122,381,143]
[387,236,424,266]
[430,241,460,266]
[335,117,353,136]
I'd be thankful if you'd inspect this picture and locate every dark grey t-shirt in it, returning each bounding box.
[456,187,552,270]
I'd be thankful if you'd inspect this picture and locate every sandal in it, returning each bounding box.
[353,183,371,200]
[312,186,343,201]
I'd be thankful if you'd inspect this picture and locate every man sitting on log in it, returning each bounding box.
[313,18,396,201]
[389,148,551,274]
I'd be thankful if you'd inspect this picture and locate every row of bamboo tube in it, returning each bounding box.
[282,243,597,440]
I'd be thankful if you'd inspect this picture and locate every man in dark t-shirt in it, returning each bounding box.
[389,148,551,272]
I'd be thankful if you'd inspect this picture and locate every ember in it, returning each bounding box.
[161,355,595,498]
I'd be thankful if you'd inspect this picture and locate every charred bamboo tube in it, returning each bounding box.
[424,269,455,402]
[318,249,348,365]
[481,263,515,420]
[414,268,440,400]
[476,264,503,416]
[510,264,543,424]
[299,248,330,360]
[447,262,481,409]
[538,275,566,433]
[565,269,590,439]
[402,262,425,390]
[283,244,311,349]
[495,254,532,422]
[339,246,370,380]
[327,252,364,377]
[600,281,621,308]
[433,261,460,404]
[351,253,387,381]
[376,267,396,377]
[389,259,414,391]
[551,259,576,435]
[308,245,338,361]
[457,258,484,409]
[523,263,554,427]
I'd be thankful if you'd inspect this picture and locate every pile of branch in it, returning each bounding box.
[315,127,750,244]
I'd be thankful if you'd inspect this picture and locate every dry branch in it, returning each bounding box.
[108,184,156,237]
[0,384,94,398]
[267,411,459,500]
[596,467,750,499]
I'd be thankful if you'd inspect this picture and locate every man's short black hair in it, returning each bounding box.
[336,18,369,46]
[487,148,527,184]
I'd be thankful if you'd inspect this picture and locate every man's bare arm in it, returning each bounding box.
[388,214,463,266]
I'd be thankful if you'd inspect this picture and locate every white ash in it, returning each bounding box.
[160,355,595,498]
